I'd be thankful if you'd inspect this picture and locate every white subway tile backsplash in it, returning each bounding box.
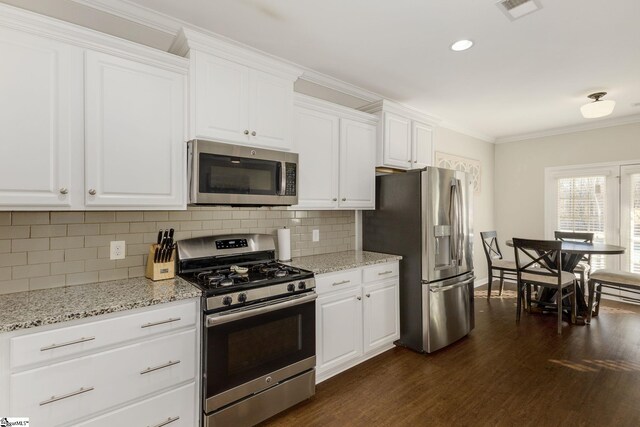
[0,208,355,295]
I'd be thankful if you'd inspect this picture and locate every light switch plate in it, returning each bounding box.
[312,229,320,242]
[110,241,126,260]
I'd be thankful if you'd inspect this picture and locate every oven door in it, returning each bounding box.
[204,292,316,413]
[188,139,298,206]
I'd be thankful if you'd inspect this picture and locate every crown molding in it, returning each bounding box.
[70,0,181,34]
[298,69,380,103]
[437,120,496,143]
[495,113,640,144]
[360,99,442,127]
[294,93,378,125]
[0,2,187,72]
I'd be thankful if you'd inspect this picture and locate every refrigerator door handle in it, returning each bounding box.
[455,178,464,264]
[449,179,463,266]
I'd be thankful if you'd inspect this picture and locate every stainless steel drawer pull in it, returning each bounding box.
[377,270,393,275]
[148,416,180,427]
[40,336,95,352]
[141,317,181,328]
[332,280,350,286]
[40,386,94,406]
[140,360,181,375]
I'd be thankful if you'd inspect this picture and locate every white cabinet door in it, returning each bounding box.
[412,121,433,169]
[0,27,82,209]
[85,51,185,208]
[293,107,339,209]
[362,279,400,354]
[339,119,376,209]
[383,112,411,169]
[249,70,293,150]
[193,51,250,143]
[316,288,363,374]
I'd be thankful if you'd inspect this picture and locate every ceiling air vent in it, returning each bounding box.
[497,0,543,21]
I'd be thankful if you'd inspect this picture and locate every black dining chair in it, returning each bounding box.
[513,238,577,334]
[554,231,593,292]
[480,231,517,299]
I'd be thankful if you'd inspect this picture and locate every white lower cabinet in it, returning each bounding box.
[0,299,199,427]
[315,261,400,383]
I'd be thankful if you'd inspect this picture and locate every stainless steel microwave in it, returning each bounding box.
[187,140,298,206]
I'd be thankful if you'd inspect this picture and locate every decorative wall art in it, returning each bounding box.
[435,152,481,192]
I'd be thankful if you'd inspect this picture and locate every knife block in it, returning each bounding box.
[145,244,176,281]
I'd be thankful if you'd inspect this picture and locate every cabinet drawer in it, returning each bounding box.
[10,300,197,369]
[10,329,196,426]
[315,269,361,295]
[77,382,196,427]
[362,262,399,283]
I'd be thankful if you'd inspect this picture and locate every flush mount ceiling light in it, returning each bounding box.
[580,92,616,119]
[450,39,474,52]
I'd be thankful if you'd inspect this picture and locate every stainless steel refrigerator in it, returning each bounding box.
[363,166,474,353]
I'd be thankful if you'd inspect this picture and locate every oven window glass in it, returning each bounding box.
[199,153,279,195]
[205,299,315,400]
[228,315,301,375]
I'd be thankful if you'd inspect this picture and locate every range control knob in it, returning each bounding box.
[298,281,306,290]
[222,296,233,306]
[238,293,247,303]
[287,283,295,292]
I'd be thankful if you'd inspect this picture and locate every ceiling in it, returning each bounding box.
[65,0,640,140]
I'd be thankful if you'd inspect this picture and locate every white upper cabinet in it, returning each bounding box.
[85,52,185,208]
[294,107,340,209]
[173,28,301,151]
[0,5,188,210]
[383,112,412,168]
[293,95,378,210]
[0,27,83,209]
[339,119,376,209]
[361,100,438,170]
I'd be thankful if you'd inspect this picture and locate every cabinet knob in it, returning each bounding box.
[408,160,412,163]
[244,130,249,135]
[88,189,96,196]
[366,293,371,298]
[342,198,346,201]
[251,131,257,136]
[413,160,417,163]
[357,296,362,301]
[59,187,68,195]
[332,198,337,201]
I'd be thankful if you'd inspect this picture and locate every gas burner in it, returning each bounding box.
[228,273,249,282]
[219,278,234,287]
[274,270,288,278]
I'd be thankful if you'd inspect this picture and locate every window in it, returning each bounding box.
[621,165,640,274]
[545,165,619,272]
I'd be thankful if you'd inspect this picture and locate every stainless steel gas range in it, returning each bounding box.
[177,234,316,427]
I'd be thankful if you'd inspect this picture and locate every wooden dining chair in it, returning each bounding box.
[480,231,517,299]
[587,270,640,322]
[554,231,594,291]
[513,238,577,334]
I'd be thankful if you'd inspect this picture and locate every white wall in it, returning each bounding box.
[495,122,640,260]
[434,127,495,284]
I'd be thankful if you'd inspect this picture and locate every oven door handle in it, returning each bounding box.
[206,293,317,327]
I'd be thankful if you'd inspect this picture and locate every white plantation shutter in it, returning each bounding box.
[628,173,640,273]
[556,176,607,270]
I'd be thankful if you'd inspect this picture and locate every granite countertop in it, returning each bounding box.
[0,277,201,333]
[288,250,402,275]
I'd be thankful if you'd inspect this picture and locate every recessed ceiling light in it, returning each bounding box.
[450,39,474,52]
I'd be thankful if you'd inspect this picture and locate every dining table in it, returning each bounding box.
[504,240,626,321]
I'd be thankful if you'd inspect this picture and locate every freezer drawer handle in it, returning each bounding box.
[377,270,393,276]
[140,360,181,375]
[141,317,181,328]
[40,386,94,406]
[430,277,475,293]
[40,336,95,352]
[332,280,351,286]
[148,416,180,427]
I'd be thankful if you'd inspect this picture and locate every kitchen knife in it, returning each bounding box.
[154,230,163,263]
[160,229,169,263]
[164,228,175,262]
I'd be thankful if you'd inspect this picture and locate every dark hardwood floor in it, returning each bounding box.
[261,283,640,427]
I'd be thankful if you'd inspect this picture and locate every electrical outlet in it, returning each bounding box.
[312,229,320,242]
[110,241,126,260]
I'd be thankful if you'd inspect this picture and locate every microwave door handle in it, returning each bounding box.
[278,161,286,196]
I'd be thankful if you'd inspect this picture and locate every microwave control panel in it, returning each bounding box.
[285,163,297,196]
